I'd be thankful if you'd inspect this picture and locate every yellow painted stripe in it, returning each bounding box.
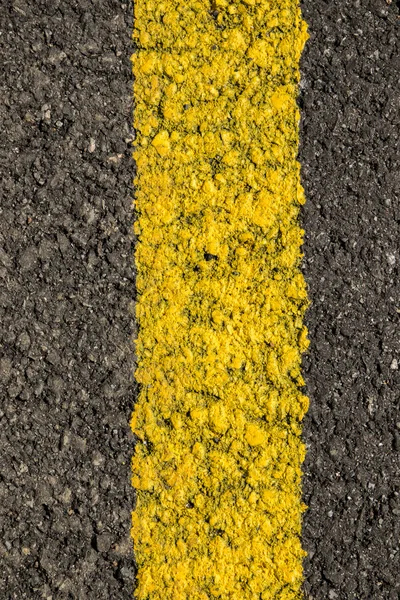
[131,1,309,598]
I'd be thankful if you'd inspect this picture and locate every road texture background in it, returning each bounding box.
[0,0,399,598]
[301,1,400,599]
[1,1,135,598]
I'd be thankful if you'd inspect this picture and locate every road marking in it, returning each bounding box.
[132,1,309,597]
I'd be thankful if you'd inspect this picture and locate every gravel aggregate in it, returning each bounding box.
[0,0,399,598]
[301,1,400,598]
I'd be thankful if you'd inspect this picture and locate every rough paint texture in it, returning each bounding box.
[131,1,309,598]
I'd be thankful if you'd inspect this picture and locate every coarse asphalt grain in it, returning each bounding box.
[0,1,135,598]
[0,0,399,599]
[300,1,400,598]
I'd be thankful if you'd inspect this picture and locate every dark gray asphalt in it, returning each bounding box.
[0,1,135,598]
[300,1,400,598]
[0,0,399,598]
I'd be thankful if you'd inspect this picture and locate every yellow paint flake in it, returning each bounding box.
[151,130,171,155]
[132,0,309,598]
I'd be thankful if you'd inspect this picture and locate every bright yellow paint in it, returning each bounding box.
[131,0,309,598]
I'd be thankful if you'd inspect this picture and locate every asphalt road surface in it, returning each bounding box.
[0,0,399,598]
